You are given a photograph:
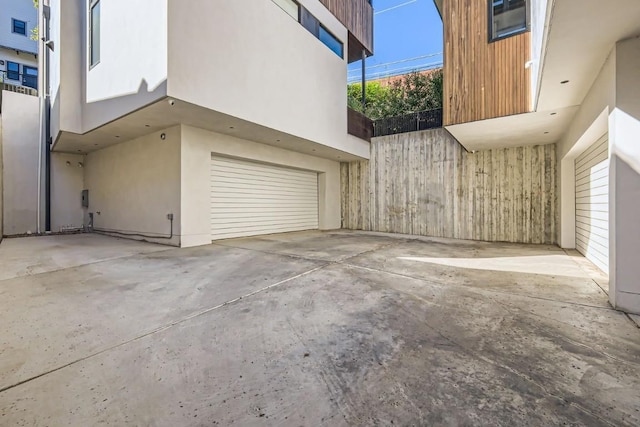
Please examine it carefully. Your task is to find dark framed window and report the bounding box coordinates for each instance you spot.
[7,61,20,80]
[12,19,27,35]
[23,65,38,89]
[489,0,528,41]
[319,25,343,58]
[89,0,101,67]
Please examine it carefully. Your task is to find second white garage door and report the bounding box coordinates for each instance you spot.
[575,134,609,274]
[210,156,319,240]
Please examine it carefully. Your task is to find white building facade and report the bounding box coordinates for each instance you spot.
[0,0,38,90]
[46,0,373,247]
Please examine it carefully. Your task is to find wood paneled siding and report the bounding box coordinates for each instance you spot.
[443,0,531,126]
[320,0,373,57]
[341,129,557,244]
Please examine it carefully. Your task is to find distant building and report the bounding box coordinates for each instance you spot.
[369,68,441,88]
[0,0,38,90]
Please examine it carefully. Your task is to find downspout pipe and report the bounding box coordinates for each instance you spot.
[36,1,44,233]
[44,1,51,232]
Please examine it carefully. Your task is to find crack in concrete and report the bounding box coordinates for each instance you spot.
[0,264,328,395]
[0,249,173,284]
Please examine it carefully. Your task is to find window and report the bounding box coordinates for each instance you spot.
[319,25,343,58]
[273,0,299,20]
[7,62,20,80]
[489,0,528,41]
[23,66,38,89]
[298,7,343,59]
[12,19,27,35]
[89,0,101,67]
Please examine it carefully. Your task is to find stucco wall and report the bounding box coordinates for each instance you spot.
[181,125,342,248]
[1,90,40,235]
[50,0,84,139]
[83,126,181,246]
[609,36,640,314]
[0,0,38,54]
[168,0,351,154]
[51,152,85,231]
[530,0,550,109]
[49,0,168,138]
[83,0,168,132]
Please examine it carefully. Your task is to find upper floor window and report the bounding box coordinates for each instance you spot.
[6,61,20,80]
[319,25,343,58]
[490,0,528,41]
[12,19,27,36]
[89,0,101,67]
[23,65,38,89]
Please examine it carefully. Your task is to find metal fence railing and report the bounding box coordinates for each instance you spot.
[0,70,38,91]
[373,109,443,137]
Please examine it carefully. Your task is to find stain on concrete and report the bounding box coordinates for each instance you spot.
[0,231,639,426]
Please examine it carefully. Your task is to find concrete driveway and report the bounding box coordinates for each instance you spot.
[1,231,639,426]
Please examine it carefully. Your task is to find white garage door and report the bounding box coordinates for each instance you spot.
[210,156,319,240]
[575,134,609,274]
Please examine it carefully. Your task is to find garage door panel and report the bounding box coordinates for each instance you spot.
[575,215,609,231]
[576,194,608,204]
[575,146,608,170]
[211,156,319,240]
[576,209,608,221]
[211,189,319,199]
[575,168,608,187]
[210,172,318,188]
[211,160,317,181]
[575,135,609,274]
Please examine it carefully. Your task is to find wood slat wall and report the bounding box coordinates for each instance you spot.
[319,0,373,56]
[443,0,531,126]
[341,129,557,244]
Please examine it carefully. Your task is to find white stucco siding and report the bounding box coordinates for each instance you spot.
[180,125,341,248]
[83,0,168,132]
[1,91,41,235]
[0,0,38,54]
[51,153,85,232]
[609,36,640,313]
[530,0,550,109]
[49,0,86,138]
[83,127,181,246]
[168,0,350,154]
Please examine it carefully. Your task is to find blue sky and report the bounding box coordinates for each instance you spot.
[347,0,443,83]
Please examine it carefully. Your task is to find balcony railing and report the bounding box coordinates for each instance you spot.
[373,109,443,137]
[347,107,374,142]
[0,70,38,91]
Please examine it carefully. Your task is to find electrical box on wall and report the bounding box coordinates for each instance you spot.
[81,190,89,208]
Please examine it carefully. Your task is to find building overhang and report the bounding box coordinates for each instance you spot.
[446,106,579,152]
[535,0,640,112]
[0,44,38,57]
[51,98,367,162]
